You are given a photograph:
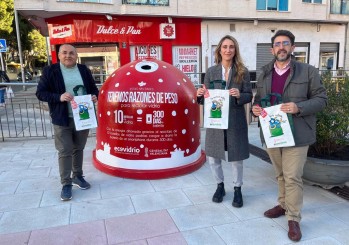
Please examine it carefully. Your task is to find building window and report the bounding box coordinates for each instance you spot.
[122,0,169,6]
[293,47,309,64]
[330,0,349,14]
[320,53,336,70]
[302,0,322,3]
[57,0,112,3]
[256,0,288,11]
[319,43,339,71]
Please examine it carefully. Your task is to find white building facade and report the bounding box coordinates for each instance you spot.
[14,0,349,81]
[202,20,347,78]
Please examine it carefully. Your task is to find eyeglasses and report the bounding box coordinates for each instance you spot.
[273,41,291,47]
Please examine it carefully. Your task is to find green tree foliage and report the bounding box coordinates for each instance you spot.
[309,72,349,158]
[0,0,14,34]
[6,14,34,63]
[27,29,47,69]
[0,0,47,70]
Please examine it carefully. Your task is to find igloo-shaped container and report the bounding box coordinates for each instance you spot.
[93,58,206,179]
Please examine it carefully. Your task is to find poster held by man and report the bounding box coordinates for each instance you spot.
[259,104,295,148]
[71,94,98,131]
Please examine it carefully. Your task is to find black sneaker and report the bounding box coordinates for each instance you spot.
[212,182,225,203]
[232,186,243,208]
[72,176,91,190]
[61,185,72,201]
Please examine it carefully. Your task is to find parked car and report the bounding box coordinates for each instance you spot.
[17,71,33,81]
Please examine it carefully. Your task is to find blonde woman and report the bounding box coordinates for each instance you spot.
[197,35,252,207]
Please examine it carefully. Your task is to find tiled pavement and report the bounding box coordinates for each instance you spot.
[0,123,348,245]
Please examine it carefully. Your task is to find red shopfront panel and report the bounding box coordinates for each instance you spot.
[47,15,201,65]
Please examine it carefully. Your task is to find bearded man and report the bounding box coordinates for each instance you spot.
[252,30,327,242]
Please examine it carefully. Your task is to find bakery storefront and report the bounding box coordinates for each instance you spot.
[47,14,202,84]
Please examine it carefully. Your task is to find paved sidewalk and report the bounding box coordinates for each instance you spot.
[0,123,348,245]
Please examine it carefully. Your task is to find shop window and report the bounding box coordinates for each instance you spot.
[122,0,169,6]
[172,46,201,86]
[256,0,288,11]
[130,45,163,61]
[76,45,120,84]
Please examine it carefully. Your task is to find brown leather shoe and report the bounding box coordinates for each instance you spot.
[264,205,286,218]
[288,220,302,241]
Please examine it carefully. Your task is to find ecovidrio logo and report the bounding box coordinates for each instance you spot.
[114,146,141,154]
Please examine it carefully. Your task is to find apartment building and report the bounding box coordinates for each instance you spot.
[14,0,349,83]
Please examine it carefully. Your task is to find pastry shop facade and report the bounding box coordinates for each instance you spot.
[47,14,202,85]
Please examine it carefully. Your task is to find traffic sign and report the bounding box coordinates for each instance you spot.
[0,39,7,52]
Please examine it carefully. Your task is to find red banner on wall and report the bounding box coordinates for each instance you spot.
[47,15,201,45]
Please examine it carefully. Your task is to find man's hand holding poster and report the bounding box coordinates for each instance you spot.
[259,104,295,148]
[71,94,98,131]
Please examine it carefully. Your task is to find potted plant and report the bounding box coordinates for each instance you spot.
[303,70,349,189]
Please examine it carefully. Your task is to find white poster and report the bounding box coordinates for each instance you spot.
[259,104,295,148]
[203,89,230,129]
[172,46,200,86]
[130,45,162,61]
[71,95,98,131]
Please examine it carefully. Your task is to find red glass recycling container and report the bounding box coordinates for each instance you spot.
[93,58,206,179]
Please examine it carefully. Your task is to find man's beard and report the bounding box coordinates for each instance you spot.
[275,50,291,62]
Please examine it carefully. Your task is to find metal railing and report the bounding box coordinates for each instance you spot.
[0,84,97,141]
[0,97,53,141]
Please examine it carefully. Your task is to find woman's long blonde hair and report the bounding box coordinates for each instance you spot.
[214,35,246,83]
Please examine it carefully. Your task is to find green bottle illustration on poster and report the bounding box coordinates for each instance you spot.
[79,103,90,120]
[210,99,223,118]
[269,116,284,137]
